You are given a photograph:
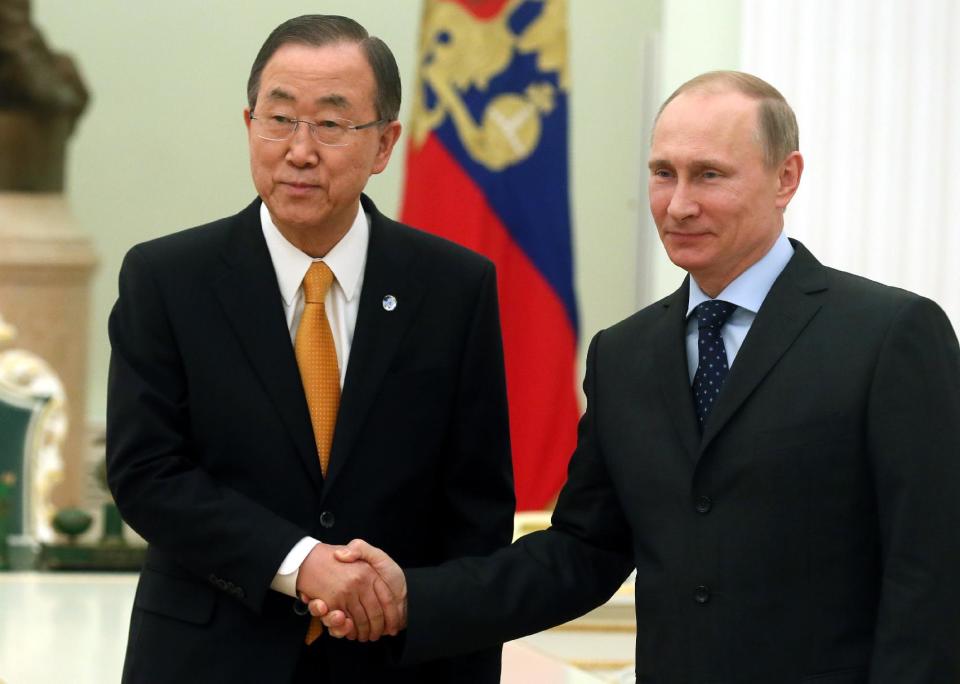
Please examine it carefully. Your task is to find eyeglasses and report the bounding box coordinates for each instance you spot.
[249,113,385,147]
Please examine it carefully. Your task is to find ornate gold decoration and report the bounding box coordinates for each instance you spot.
[0,319,66,543]
[0,313,14,345]
[411,0,568,171]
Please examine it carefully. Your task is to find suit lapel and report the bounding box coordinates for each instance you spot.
[212,199,324,493]
[699,241,828,455]
[654,278,702,463]
[321,196,426,496]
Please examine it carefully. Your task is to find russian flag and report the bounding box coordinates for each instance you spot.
[401,0,579,510]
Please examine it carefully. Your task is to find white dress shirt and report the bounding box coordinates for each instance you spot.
[685,231,794,382]
[259,201,369,597]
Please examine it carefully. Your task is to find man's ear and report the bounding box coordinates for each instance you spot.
[372,120,403,175]
[775,151,803,210]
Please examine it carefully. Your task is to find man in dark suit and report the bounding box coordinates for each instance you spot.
[105,15,514,684]
[311,71,960,683]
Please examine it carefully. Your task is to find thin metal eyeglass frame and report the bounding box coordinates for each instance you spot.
[249,114,385,147]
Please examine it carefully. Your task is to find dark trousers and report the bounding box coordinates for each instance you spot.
[292,641,331,684]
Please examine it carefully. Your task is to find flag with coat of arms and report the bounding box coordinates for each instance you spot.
[401,0,579,510]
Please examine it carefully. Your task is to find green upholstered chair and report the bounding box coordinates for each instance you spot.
[0,381,49,541]
[0,315,67,565]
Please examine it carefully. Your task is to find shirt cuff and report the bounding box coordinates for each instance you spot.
[270,536,320,598]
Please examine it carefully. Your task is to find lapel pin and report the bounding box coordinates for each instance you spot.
[382,294,397,312]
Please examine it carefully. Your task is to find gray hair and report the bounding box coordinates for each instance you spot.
[246,15,401,122]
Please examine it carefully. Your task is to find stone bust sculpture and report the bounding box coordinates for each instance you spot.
[0,0,88,192]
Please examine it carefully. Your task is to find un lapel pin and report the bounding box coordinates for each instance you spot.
[382,295,397,312]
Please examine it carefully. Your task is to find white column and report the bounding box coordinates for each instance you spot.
[741,0,960,330]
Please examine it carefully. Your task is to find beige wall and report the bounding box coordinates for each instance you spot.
[31,0,741,421]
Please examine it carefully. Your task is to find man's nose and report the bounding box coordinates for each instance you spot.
[285,123,320,166]
[666,181,700,222]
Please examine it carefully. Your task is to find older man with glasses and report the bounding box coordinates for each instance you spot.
[106,14,514,684]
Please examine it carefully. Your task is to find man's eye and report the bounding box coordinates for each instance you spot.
[703,170,720,179]
[318,120,341,129]
[271,115,294,124]
[653,169,673,178]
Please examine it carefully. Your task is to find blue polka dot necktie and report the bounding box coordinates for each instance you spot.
[692,300,738,429]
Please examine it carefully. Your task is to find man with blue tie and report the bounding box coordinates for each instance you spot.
[312,70,960,683]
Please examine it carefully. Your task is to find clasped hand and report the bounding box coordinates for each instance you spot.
[296,539,406,642]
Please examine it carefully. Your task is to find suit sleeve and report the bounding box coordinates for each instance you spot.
[422,261,515,681]
[106,247,305,613]
[400,330,635,664]
[436,261,515,558]
[867,296,960,682]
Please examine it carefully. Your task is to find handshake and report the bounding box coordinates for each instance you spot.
[295,539,407,642]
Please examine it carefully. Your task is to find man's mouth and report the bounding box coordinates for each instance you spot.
[666,229,711,239]
[280,181,321,196]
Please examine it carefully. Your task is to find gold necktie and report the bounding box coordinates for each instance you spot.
[296,262,339,646]
[295,261,340,477]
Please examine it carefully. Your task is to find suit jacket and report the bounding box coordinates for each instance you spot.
[106,195,515,684]
[401,241,960,684]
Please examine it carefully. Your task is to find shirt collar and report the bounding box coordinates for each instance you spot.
[260,201,369,306]
[687,230,795,316]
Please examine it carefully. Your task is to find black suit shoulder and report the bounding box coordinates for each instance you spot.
[591,287,682,359]
[128,197,496,284]
[819,263,931,315]
[370,210,495,280]
[797,255,953,344]
[611,289,678,331]
[601,245,945,340]
[134,212,237,255]
[125,203,252,274]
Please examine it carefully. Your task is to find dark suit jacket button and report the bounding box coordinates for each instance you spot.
[695,496,712,514]
[207,573,218,585]
[216,579,228,591]
[320,511,336,529]
[694,585,711,604]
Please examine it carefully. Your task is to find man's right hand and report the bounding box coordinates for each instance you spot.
[295,541,403,642]
[305,539,407,641]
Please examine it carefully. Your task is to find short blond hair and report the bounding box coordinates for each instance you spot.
[656,71,799,168]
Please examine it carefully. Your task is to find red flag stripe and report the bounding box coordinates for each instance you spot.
[402,134,579,509]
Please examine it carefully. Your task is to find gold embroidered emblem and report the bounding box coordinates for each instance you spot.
[410,0,568,171]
